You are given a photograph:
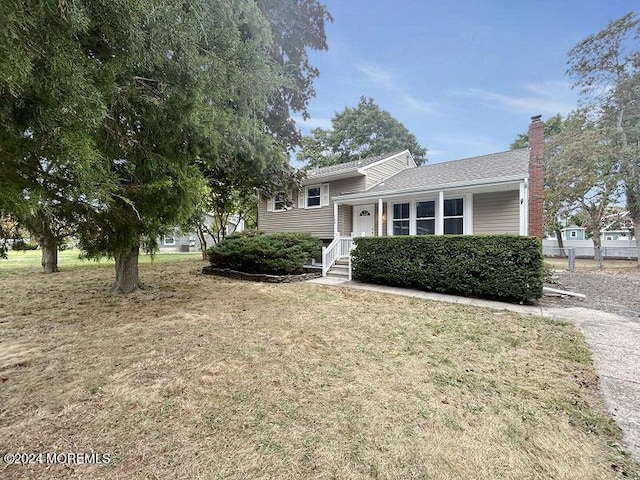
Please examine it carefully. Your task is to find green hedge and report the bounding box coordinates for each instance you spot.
[351,235,544,302]
[207,231,322,275]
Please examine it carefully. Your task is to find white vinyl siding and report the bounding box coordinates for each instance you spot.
[258,177,363,238]
[365,151,414,189]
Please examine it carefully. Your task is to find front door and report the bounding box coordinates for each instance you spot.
[353,204,375,237]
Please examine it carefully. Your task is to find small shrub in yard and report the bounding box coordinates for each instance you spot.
[207,232,322,275]
[352,235,544,302]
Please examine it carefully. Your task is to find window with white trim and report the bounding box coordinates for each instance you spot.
[443,198,463,235]
[163,233,176,246]
[306,185,321,208]
[416,201,435,235]
[570,230,577,238]
[274,192,287,211]
[392,203,410,235]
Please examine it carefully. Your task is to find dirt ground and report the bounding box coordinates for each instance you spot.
[542,266,640,319]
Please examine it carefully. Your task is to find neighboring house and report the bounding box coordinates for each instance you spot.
[258,116,546,276]
[601,229,634,241]
[561,225,586,241]
[158,213,245,252]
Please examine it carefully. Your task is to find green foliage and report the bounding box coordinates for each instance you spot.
[1,0,331,288]
[257,0,332,148]
[11,240,38,251]
[544,111,621,249]
[510,114,565,149]
[298,97,428,167]
[351,236,544,302]
[207,232,322,275]
[567,12,640,261]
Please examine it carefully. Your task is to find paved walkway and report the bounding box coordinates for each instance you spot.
[308,277,640,462]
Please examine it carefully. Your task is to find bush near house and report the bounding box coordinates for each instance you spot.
[352,235,544,302]
[207,232,322,275]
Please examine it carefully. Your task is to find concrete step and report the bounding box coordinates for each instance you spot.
[334,258,350,266]
[327,270,349,279]
[329,264,349,274]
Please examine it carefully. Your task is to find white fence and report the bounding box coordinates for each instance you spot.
[543,239,637,259]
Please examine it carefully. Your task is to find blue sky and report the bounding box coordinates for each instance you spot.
[292,1,634,166]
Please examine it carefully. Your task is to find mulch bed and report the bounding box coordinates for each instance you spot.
[202,266,321,283]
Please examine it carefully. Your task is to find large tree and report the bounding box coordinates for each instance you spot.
[257,0,332,149]
[0,0,115,272]
[298,97,428,167]
[567,11,640,264]
[545,112,622,256]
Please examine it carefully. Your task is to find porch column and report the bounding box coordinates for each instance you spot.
[377,198,383,236]
[436,191,444,235]
[519,180,528,235]
[333,202,339,237]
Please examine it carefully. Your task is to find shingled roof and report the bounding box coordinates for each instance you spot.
[366,148,529,193]
[306,150,408,178]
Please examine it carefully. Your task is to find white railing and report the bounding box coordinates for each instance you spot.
[322,236,354,277]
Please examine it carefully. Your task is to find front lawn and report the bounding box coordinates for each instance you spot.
[0,249,201,276]
[0,259,637,479]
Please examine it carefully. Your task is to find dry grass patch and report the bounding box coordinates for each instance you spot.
[0,259,637,479]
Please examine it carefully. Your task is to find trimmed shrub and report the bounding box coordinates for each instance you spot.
[352,235,544,302]
[207,231,322,275]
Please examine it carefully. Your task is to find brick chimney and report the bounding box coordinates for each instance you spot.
[527,115,544,238]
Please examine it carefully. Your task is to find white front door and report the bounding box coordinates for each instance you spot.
[353,204,375,237]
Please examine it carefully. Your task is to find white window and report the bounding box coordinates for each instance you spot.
[605,235,613,241]
[443,198,463,235]
[416,201,435,235]
[392,203,410,235]
[163,234,176,246]
[570,231,577,238]
[306,185,321,208]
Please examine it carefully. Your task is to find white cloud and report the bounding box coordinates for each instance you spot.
[449,81,576,116]
[292,115,333,132]
[357,62,440,115]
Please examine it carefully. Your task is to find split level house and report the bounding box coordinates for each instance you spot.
[257,116,545,277]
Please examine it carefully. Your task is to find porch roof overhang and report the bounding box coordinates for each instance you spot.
[332,174,527,205]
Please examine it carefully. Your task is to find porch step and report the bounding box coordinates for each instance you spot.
[327,262,349,279]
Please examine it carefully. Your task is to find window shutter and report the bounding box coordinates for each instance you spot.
[298,189,305,209]
[321,184,330,206]
[266,197,274,212]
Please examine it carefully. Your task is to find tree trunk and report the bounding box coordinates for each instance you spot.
[38,234,59,273]
[112,246,140,294]
[196,224,208,261]
[592,228,604,268]
[555,228,565,257]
